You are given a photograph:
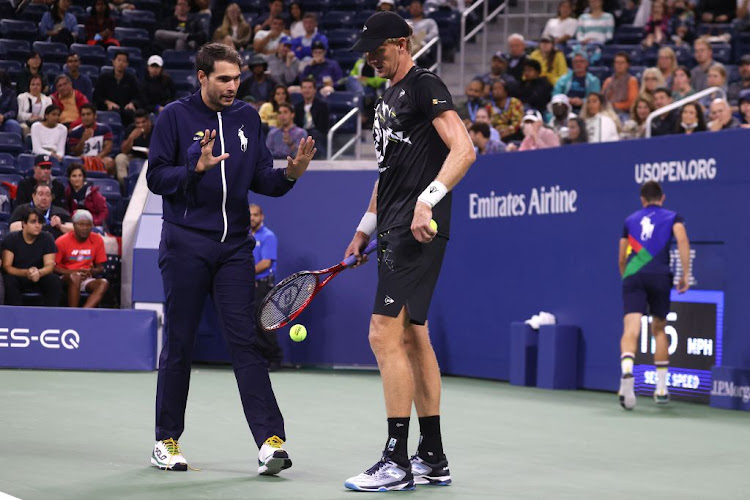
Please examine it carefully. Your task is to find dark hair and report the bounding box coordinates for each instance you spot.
[565,116,588,144]
[66,162,86,179]
[469,122,490,139]
[112,50,129,62]
[557,0,571,17]
[81,103,97,114]
[22,207,45,224]
[640,181,663,202]
[67,52,80,60]
[29,74,43,87]
[27,50,41,62]
[195,42,243,76]
[303,12,317,20]
[289,1,303,19]
[675,65,691,78]
[93,0,112,18]
[0,69,9,88]
[272,15,285,23]
[32,182,52,196]
[134,108,149,119]
[300,76,316,88]
[271,84,290,111]
[44,104,61,117]
[523,58,542,74]
[614,51,630,65]
[654,87,672,98]
[278,101,295,113]
[676,102,707,133]
[51,0,67,23]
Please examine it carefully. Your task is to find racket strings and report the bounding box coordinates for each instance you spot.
[259,273,318,329]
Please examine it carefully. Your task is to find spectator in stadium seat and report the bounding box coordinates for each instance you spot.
[727,55,750,107]
[17,75,52,140]
[642,0,669,47]
[2,207,63,307]
[656,47,678,90]
[699,0,735,23]
[300,41,343,90]
[39,0,77,45]
[85,0,120,48]
[542,0,578,44]
[738,91,750,127]
[707,97,740,130]
[289,2,305,38]
[254,15,287,55]
[519,59,553,113]
[259,84,290,129]
[456,78,492,127]
[738,0,750,30]
[547,93,575,138]
[553,51,601,113]
[266,102,307,160]
[576,0,614,44]
[254,0,288,34]
[213,3,252,50]
[489,79,524,142]
[668,0,695,46]
[51,74,89,128]
[581,92,620,142]
[621,97,655,139]
[155,0,209,51]
[506,34,528,82]
[94,51,140,127]
[16,51,49,96]
[507,110,561,151]
[0,71,22,138]
[639,67,666,104]
[63,164,109,228]
[602,52,639,119]
[671,65,695,101]
[649,87,678,136]
[691,37,723,92]
[474,107,502,143]
[290,13,329,62]
[699,64,728,108]
[138,56,176,115]
[55,209,109,308]
[267,36,300,86]
[675,101,707,133]
[477,52,520,98]
[64,53,94,102]
[294,77,329,156]
[562,115,589,144]
[67,104,116,176]
[377,0,396,11]
[10,183,73,240]
[408,0,439,59]
[238,55,278,105]
[115,109,152,187]
[469,122,506,155]
[529,35,568,85]
[31,105,68,162]
[17,155,67,208]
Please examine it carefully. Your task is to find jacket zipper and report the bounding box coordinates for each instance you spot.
[217,111,228,242]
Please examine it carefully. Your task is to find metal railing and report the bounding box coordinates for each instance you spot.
[327,106,362,161]
[502,0,559,42]
[645,86,726,138]
[459,0,507,88]
[412,35,443,75]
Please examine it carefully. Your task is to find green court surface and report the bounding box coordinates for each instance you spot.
[0,367,748,500]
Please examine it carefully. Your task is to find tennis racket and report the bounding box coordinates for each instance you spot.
[257,239,377,331]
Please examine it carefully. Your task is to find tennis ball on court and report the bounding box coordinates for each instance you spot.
[430,219,438,232]
[290,324,307,342]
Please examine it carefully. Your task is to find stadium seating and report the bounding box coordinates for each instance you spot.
[600,44,642,66]
[120,10,157,34]
[113,27,150,50]
[613,25,645,45]
[0,153,16,174]
[428,9,460,52]
[18,3,48,24]
[711,43,732,65]
[327,91,360,133]
[0,19,38,43]
[235,0,265,14]
[0,133,24,155]
[0,38,31,62]
[0,59,22,79]
[329,49,360,74]
[17,153,63,176]
[320,11,353,31]
[132,0,163,16]
[68,5,87,24]
[299,0,331,13]
[0,221,10,239]
[33,41,69,65]
[162,49,196,70]
[351,10,376,26]
[89,178,122,203]
[326,29,359,51]
[70,43,107,66]
[588,65,612,82]
[168,69,199,92]
[629,65,645,81]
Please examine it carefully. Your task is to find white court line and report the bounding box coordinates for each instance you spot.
[0,491,22,500]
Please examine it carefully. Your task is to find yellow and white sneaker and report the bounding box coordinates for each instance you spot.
[151,438,188,471]
[258,435,292,476]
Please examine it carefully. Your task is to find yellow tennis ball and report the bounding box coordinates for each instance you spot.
[430,219,438,232]
[290,324,307,342]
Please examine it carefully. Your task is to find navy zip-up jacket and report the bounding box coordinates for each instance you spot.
[147,90,294,241]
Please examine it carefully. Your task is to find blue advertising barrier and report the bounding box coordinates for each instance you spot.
[710,366,750,411]
[0,306,157,370]
[133,130,750,389]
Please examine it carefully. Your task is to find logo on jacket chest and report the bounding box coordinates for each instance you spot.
[238,125,248,152]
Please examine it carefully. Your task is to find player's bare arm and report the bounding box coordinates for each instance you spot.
[618,238,629,276]
[673,222,690,293]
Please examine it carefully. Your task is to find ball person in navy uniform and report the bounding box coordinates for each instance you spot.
[343,11,476,492]
[146,42,316,473]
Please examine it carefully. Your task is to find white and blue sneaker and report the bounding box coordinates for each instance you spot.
[151,438,189,471]
[344,458,415,492]
[654,388,670,405]
[410,455,452,486]
[619,374,636,410]
[258,435,292,475]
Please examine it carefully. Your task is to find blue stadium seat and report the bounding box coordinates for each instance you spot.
[89,178,121,203]
[113,27,150,49]
[0,19,38,43]
[132,0,163,16]
[601,44,642,66]
[68,5,87,20]
[128,158,145,177]
[78,64,100,80]
[726,64,740,83]
[329,49,360,73]
[588,65,612,82]
[0,60,22,79]
[711,43,732,65]
[320,11,353,31]
[17,153,62,176]
[0,173,23,190]
[428,10,460,52]
[289,92,303,105]
[0,39,31,62]
[33,41,69,65]
[235,0,265,14]
[613,25,645,45]
[628,65,645,81]
[326,91,360,133]
[299,0,330,13]
[107,45,142,62]
[70,43,107,66]
[0,221,10,240]
[162,49,197,70]
[169,69,199,92]
[19,3,48,24]
[42,63,63,84]
[120,10,157,33]
[326,29,359,50]
[330,0,366,9]
[0,152,16,174]
[351,10,376,26]
[0,133,23,155]
[698,23,732,37]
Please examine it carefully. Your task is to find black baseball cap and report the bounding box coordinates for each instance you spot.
[350,11,412,52]
[35,154,52,168]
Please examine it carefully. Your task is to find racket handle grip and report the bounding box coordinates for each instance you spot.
[343,239,377,267]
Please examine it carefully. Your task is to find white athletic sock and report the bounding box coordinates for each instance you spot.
[621,353,634,376]
[655,362,669,394]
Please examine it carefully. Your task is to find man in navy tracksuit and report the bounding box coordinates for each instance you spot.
[146,42,316,474]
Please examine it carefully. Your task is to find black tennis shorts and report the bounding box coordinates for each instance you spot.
[622,273,673,319]
[373,225,447,325]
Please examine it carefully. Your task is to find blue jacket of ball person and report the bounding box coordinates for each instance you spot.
[147,90,294,242]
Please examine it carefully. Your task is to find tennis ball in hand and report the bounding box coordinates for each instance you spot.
[429,219,438,232]
[290,324,307,342]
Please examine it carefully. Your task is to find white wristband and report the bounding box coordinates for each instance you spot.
[417,180,448,208]
[356,211,377,237]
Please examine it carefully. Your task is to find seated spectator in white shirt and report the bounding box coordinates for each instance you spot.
[580,92,621,142]
[17,75,53,140]
[542,0,579,44]
[31,105,67,162]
